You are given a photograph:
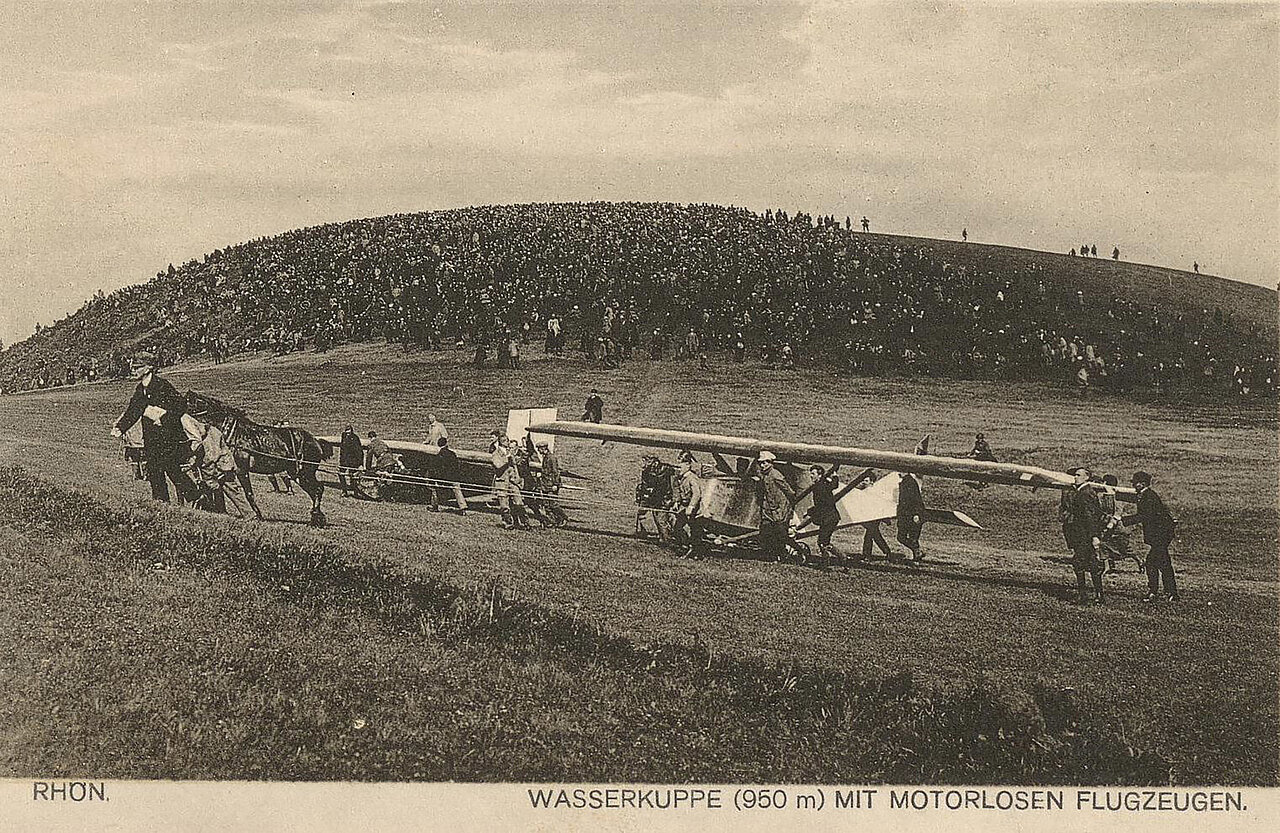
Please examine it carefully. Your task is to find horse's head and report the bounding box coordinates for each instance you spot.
[184,391,246,425]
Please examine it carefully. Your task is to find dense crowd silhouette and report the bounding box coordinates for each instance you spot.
[1,202,1275,398]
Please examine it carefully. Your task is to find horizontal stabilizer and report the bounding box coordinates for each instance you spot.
[923,508,984,529]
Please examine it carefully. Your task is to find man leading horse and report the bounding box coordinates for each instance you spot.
[113,374,327,526]
[110,360,198,503]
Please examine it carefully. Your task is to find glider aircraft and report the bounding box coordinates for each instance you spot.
[316,408,583,503]
[525,420,1138,549]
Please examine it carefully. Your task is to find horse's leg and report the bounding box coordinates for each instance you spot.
[299,462,325,526]
[237,454,265,520]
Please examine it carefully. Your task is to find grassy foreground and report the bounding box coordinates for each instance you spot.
[0,466,1172,783]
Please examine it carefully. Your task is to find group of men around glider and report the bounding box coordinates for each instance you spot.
[111,363,1181,606]
[335,415,568,530]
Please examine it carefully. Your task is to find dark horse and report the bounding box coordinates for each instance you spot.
[184,391,327,526]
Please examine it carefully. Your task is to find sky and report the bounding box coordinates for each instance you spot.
[1,0,1276,347]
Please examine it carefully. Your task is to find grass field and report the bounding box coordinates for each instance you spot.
[1,344,1276,783]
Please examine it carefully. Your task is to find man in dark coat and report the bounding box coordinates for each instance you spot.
[534,440,567,527]
[896,473,925,562]
[1123,471,1178,602]
[581,389,604,423]
[805,465,841,563]
[1061,466,1106,604]
[111,363,196,503]
[635,456,674,539]
[338,424,364,497]
[430,437,468,514]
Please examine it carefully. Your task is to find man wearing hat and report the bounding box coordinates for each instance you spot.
[1060,466,1106,604]
[533,439,568,527]
[110,359,197,503]
[669,457,705,557]
[581,389,604,424]
[1123,471,1178,602]
[754,451,797,563]
[635,455,674,539]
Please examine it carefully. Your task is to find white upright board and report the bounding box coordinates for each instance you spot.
[506,408,559,451]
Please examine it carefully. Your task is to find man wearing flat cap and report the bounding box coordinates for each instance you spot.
[110,358,196,503]
[754,451,797,563]
[1060,465,1106,604]
[669,457,704,557]
[1123,471,1178,602]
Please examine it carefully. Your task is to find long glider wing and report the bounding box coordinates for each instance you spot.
[527,420,1133,496]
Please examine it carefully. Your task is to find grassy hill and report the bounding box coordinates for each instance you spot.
[868,232,1277,337]
[1,202,1275,394]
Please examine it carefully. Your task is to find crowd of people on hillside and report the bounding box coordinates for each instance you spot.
[1,202,1275,398]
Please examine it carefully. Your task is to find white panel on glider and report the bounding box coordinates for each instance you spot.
[507,408,559,451]
[833,472,901,526]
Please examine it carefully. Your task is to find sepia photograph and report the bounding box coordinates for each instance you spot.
[1,0,1277,829]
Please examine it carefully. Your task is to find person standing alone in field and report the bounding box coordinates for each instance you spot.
[1123,471,1178,602]
[581,389,604,423]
